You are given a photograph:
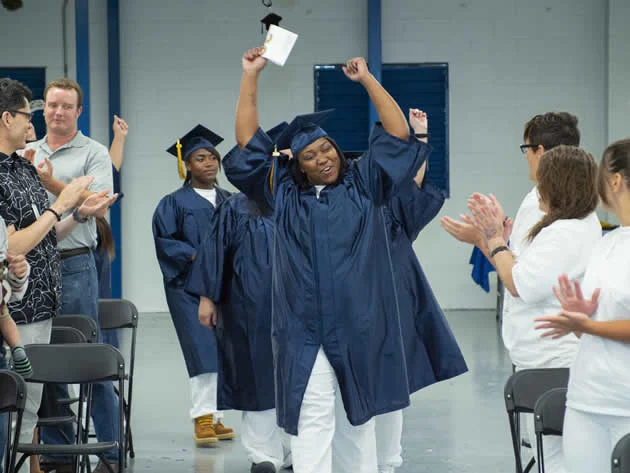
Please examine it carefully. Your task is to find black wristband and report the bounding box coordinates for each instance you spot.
[44,208,61,221]
[414,133,429,139]
[490,245,510,258]
[72,208,89,223]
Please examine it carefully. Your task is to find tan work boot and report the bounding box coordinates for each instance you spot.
[194,414,218,447]
[213,417,236,440]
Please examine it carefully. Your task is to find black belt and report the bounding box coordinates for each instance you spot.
[60,247,90,260]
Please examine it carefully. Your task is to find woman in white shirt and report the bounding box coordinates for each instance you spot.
[535,138,630,473]
[469,145,602,473]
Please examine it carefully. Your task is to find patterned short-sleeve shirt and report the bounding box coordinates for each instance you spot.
[0,152,61,325]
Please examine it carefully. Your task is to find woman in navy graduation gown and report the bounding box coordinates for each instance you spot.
[152,125,235,446]
[225,47,430,473]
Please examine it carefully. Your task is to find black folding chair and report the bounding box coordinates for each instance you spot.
[50,326,87,345]
[98,299,138,462]
[36,327,88,442]
[612,433,630,473]
[0,370,27,473]
[52,316,98,344]
[16,344,125,473]
[533,387,567,473]
[504,368,570,473]
[50,316,98,409]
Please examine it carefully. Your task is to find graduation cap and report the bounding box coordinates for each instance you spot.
[275,109,334,158]
[261,12,282,33]
[166,124,224,180]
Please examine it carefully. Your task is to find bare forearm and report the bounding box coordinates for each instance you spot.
[109,135,125,171]
[43,177,65,197]
[8,211,60,254]
[583,319,630,343]
[488,237,517,296]
[236,73,261,149]
[55,215,80,242]
[362,75,408,140]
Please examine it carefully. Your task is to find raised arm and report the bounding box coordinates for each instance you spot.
[236,47,267,149]
[343,58,408,140]
[110,115,128,172]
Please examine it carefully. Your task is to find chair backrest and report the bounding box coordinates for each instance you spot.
[25,343,125,384]
[612,433,630,473]
[98,299,138,330]
[50,326,87,344]
[504,368,570,413]
[0,370,26,413]
[534,387,567,436]
[52,314,98,343]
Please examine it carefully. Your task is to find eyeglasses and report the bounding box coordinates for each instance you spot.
[7,110,33,122]
[519,144,539,154]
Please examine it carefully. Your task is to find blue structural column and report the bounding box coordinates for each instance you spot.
[108,0,123,298]
[75,0,90,136]
[368,0,382,127]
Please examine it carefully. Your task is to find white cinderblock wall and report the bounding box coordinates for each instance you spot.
[0,0,626,312]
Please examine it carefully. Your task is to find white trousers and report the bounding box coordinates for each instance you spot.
[290,347,377,473]
[375,410,403,473]
[189,372,222,420]
[15,319,53,473]
[562,407,630,473]
[241,409,291,470]
[524,412,565,473]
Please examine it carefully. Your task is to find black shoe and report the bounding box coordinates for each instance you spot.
[92,460,119,473]
[251,461,276,473]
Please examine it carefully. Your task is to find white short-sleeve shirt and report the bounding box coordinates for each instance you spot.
[502,189,601,368]
[567,226,630,416]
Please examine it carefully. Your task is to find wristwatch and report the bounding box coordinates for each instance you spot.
[72,208,89,223]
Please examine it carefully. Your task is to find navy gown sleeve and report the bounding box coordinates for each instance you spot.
[152,195,196,283]
[389,179,446,242]
[355,123,432,205]
[222,129,290,211]
[186,202,240,301]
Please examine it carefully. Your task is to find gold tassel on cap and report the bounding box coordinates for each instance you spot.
[176,139,185,179]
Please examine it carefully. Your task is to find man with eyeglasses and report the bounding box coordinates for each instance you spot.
[0,78,114,473]
[440,111,581,272]
[27,77,121,473]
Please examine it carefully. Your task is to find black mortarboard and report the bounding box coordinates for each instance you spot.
[275,110,334,158]
[261,12,282,33]
[166,124,224,179]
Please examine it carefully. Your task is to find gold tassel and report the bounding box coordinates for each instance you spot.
[176,139,185,180]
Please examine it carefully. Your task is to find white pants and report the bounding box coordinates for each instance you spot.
[189,372,222,420]
[562,407,630,473]
[241,410,291,470]
[375,410,403,473]
[15,319,53,473]
[523,412,565,473]
[291,347,377,473]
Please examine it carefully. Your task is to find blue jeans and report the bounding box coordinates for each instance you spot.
[0,349,7,473]
[40,252,119,463]
[93,248,118,347]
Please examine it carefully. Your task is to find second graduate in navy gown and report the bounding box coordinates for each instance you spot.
[152,125,235,446]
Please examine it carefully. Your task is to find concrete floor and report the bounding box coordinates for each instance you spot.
[126,310,515,473]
